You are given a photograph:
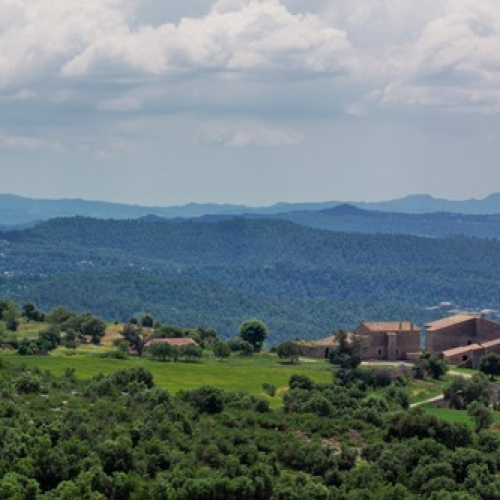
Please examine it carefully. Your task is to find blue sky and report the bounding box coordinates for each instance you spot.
[1,0,500,206]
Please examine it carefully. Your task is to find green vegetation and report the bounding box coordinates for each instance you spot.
[423,407,500,426]
[0,352,332,404]
[3,216,500,341]
[2,353,500,499]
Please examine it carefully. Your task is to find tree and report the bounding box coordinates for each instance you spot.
[479,353,500,380]
[445,374,492,409]
[213,341,231,361]
[239,319,268,352]
[1,301,20,332]
[468,401,493,431]
[276,341,302,364]
[180,344,203,362]
[147,342,175,362]
[414,351,448,380]
[329,330,362,370]
[141,315,154,328]
[22,302,45,322]
[228,337,254,356]
[81,317,107,344]
[120,324,152,357]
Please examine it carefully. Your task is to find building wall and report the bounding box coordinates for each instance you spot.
[299,344,330,359]
[443,347,485,368]
[395,330,421,359]
[478,318,500,341]
[426,318,477,353]
[354,325,420,361]
[426,317,500,355]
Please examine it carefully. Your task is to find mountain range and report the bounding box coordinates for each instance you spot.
[3,193,500,226]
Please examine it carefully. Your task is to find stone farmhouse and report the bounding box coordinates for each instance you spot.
[353,321,421,361]
[295,314,500,367]
[295,321,420,361]
[296,334,339,359]
[426,314,500,368]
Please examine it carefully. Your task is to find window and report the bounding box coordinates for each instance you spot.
[462,355,468,361]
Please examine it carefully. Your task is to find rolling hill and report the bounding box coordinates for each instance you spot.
[1,216,500,342]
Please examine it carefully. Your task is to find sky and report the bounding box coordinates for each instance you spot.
[1,0,500,206]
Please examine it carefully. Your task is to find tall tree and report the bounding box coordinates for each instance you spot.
[329,330,362,370]
[120,324,152,357]
[239,319,268,352]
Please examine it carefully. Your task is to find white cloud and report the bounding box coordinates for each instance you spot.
[1,0,500,150]
[198,120,302,147]
[0,0,349,92]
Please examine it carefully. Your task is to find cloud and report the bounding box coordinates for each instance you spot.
[198,120,303,147]
[363,1,500,112]
[1,0,500,151]
[0,131,61,152]
[0,0,349,92]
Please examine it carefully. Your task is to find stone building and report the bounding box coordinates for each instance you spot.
[352,321,421,361]
[425,314,500,355]
[296,335,338,359]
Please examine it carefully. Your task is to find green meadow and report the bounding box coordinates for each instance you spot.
[422,406,500,426]
[0,352,333,407]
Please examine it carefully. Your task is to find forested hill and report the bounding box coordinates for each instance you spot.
[273,205,500,239]
[1,216,500,341]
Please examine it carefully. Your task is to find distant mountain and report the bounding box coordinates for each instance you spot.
[361,193,500,214]
[2,192,500,226]
[271,204,500,239]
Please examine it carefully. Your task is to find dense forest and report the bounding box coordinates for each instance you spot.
[1,217,499,341]
[1,358,500,499]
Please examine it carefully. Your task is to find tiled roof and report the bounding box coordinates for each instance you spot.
[481,338,500,349]
[442,344,482,357]
[360,322,418,333]
[426,314,478,331]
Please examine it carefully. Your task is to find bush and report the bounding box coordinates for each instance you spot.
[15,373,42,394]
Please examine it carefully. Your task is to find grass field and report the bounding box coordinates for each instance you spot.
[0,352,333,407]
[407,376,454,403]
[422,406,500,426]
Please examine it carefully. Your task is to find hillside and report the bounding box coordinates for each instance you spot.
[1,217,500,341]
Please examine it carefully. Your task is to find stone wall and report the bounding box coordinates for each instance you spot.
[426,316,500,355]
[354,324,420,361]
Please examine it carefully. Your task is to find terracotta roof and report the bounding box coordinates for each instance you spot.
[315,335,339,346]
[145,338,197,347]
[442,344,482,357]
[481,338,500,349]
[426,314,478,332]
[360,322,418,333]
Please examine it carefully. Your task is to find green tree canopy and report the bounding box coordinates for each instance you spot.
[239,319,268,352]
[276,341,302,364]
[329,330,362,370]
[479,353,500,380]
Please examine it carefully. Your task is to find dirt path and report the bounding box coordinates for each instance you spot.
[410,394,445,408]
